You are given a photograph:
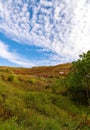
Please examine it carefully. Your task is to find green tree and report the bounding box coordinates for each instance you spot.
[68,51,90,106]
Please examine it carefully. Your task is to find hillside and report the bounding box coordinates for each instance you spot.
[0,63,71,77]
[0,63,90,130]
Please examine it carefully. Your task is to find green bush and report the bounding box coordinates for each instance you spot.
[67,51,90,106]
[51,78,67,95]
[0,118,24,130]
[8,75,15,82]
[27,78,37,84]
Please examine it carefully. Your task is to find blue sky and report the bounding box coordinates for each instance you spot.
[0,0,90,67]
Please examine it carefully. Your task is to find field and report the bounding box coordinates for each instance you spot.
[0,64,90,130]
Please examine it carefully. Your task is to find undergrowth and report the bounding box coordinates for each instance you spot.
[0,67,90,130]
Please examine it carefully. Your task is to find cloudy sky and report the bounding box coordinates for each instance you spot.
[0,0,90,67]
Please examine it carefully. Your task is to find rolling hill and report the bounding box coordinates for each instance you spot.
[0,63,90,130]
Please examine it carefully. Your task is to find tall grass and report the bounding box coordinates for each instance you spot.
[0,68,90,130]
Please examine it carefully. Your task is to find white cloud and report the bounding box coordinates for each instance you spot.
[0,41,35,67]
[0,0,90,64]
[0,41,59,67]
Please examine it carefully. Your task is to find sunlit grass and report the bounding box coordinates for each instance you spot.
[0,65,90,129]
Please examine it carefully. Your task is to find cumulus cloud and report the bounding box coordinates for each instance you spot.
[0,41,35,67]
[0,0,90,64]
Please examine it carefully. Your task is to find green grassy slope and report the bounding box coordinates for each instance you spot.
[0,64,90,130]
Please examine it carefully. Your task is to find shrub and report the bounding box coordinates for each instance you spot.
[67,51,90,106]
[8,75,15,82]
[27,78,37,84]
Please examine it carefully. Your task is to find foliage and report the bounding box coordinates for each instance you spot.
[67,51,90,105]
[27,78,37,84]
[8,75,15,82]
[0,61,90,129]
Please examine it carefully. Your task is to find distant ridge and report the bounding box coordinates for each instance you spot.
[0,63,72,78]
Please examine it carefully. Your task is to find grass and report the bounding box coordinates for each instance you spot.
[0,65,90,130]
